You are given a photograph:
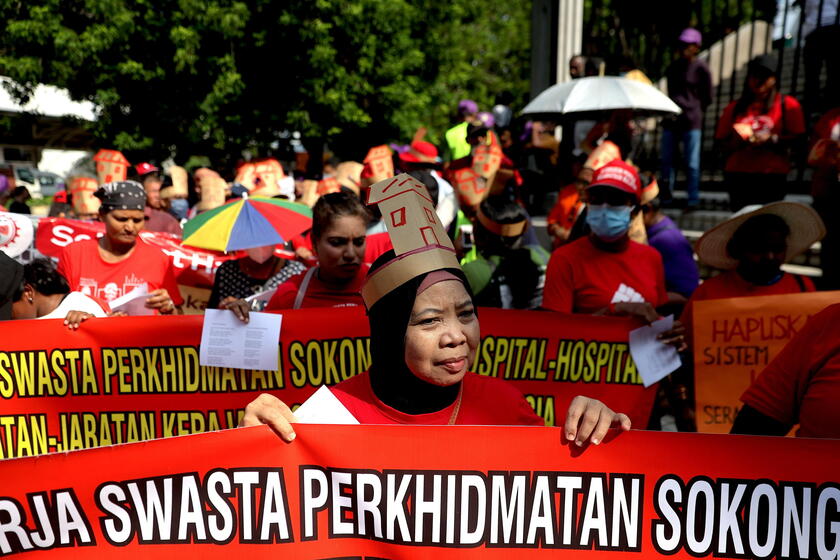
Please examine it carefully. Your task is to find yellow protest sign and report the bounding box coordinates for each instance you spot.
[693,291,840,433]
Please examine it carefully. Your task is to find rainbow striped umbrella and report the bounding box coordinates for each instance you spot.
[182,196,312,252]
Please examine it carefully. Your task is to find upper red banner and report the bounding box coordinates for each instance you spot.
[0,307,654,459]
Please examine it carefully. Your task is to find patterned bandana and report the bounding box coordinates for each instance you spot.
[95,180,146,212]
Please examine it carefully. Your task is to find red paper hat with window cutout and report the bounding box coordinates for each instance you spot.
[93,149,130,185]
[361,173,461,308]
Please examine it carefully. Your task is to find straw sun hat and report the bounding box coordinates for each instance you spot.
[695,201,826,270]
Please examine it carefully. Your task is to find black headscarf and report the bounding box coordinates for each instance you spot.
[95,180,146,212]
[366,250,476,414]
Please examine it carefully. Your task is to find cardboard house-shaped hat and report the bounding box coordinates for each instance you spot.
[363,145,394,183]
[93,149,130,185]
[69,177,101,216]
[161,166,189,199]
[361,173,460,308]
[251,158,285,197]
[194,168,227,211]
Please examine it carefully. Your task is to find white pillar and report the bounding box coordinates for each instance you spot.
[555,0,584,84]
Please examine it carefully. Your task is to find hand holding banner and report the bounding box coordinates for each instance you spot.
[0,424,838,558]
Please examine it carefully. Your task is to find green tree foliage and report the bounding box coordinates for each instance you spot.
[0,0,530,166]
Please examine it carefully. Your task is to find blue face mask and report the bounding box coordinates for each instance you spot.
[586,204,632,241]
[168,198,189,221]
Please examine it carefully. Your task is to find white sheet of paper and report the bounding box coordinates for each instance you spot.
[629,314,682,388]
[199,309,282,371]
[109,283,153,316]
[245,287,277,305]
[294,386,359,425]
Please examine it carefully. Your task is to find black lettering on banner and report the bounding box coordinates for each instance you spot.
[552,340,639,386]
[288,338,369,389]
[94,468,293,546]
[0,489,95,556]
[297,467,643,550]
[100,346,282,395]
[0,350,95,399]
[474,337,552,380]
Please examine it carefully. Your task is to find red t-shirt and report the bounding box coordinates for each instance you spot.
[57,238,184,308]
[715,94,805,174]
[332,371,544,426]
[680,270,814,347]
[542,237,668,314]
[265,265,368,310]
[741,303,840,438]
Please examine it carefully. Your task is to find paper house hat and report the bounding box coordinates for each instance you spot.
[361,173,460,308]
[194,168,227,211]
[448,130,505,207]
[363,145,394,183]
[69,177,101,215]
[161,166,189,199]
[93,149,130,185]
[251,158,285,197]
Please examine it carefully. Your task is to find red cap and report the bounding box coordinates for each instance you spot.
[587,159,641,202]
[135,162,158,176]
[53,190,68,204]
[398,141,439,164]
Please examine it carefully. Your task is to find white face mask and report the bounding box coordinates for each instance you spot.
[245,245,275,264]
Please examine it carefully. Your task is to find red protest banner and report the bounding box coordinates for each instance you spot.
[0,424,837,558]
[0,308,653,459]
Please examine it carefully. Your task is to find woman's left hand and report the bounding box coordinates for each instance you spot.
[63,310,94,330]
[564,395,631,447]
[146,289,176,314]
[658,320,687,352]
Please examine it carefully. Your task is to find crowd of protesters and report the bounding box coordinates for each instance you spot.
[1,19,840,441]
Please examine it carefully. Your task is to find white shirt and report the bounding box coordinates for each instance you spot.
[39,291,108,320]
[431,170,458,231]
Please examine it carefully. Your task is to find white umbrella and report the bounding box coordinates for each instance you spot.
[522,76,681,116]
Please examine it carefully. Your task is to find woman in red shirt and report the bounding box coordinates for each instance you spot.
[265,191,370,310]
[680,201,824,349]
[715,54,806,211]
[241,249,630,443]
[57,181,182,315]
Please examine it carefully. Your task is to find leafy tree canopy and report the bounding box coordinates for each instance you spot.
[0,0,530,167]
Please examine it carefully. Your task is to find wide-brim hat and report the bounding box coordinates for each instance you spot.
[695,201,826,270]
